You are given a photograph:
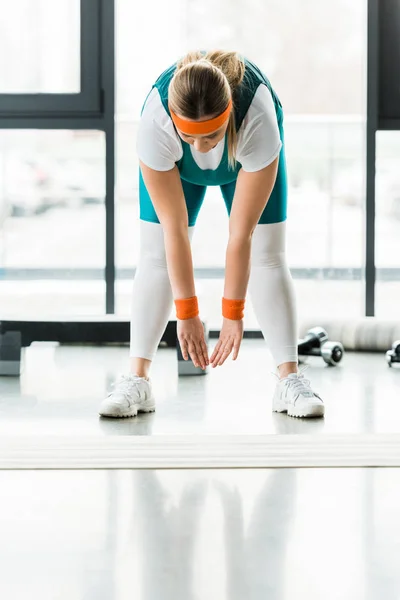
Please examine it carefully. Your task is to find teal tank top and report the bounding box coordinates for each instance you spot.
[144,57,283,187]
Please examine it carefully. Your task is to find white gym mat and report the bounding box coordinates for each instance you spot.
[1,434,400,469]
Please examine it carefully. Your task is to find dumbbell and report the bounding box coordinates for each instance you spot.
[0,330,22,376]
[298,327,344,366]
[177,321,209,376]
[386,341,400,367]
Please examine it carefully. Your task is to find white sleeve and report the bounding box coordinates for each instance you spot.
[136,87,183,171]
[236,84,282,173]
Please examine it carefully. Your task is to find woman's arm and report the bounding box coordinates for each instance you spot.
[224,157,279,299]
[139,161,195,300]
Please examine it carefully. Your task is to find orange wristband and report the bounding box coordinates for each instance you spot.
[174,296,199,320]
[222,297,245,320]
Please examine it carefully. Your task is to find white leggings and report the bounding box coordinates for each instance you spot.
[130,220,298,367]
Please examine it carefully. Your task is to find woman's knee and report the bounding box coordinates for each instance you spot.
[251,221,287,268]
[138,220,167,267]
[138,220,195,267]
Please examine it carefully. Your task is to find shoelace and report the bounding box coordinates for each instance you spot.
[109,375,143,403]
[271,365,317,403]
[286,374,315,399]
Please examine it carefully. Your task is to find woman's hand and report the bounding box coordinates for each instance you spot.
[177,316,209,370]
[210,318,244,367]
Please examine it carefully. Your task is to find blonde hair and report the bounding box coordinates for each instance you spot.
[168,50,245,170]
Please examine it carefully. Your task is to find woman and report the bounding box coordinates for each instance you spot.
[99,50,324,419]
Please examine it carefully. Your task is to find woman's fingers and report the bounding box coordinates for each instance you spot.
[212,335,242,366]
[182,332,239,369]
[187,341,201,368]
[199,339,209,368]
[232,336,242,361]
[219,341,233,366]
[179,336,196,364]
[210,340,221,364]
[180,336,209,369]
[214,339,233,366]
[193,340,206,369]
[179,338,189,361]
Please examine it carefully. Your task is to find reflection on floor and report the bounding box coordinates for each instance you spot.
[0,467,398,600]
[0,339,399,435]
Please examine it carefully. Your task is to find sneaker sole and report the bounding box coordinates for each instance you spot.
[272,396,325,419]
[138,403,156,414]
[99,409,138,418]
[99,399,156,419]
[272,404,288,414]
[287,405,325,418]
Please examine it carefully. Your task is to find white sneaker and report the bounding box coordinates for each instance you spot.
[99,374,156,418]
[272,372,324,418]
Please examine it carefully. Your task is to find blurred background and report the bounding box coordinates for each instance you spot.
[0,0,398,328]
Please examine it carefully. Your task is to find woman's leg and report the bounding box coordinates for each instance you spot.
[129,220,188,376]
[130,171,206,376]
[221,125,297,377]
[250,123,298,377]
[248,221,298,377]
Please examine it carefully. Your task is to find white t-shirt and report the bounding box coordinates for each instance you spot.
[136,84,282,173]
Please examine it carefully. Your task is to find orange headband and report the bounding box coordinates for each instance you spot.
[169,99,232,135]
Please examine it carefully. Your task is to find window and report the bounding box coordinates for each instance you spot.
[0,130,106,317]
[0,0,80,94]
[375,131,400,318]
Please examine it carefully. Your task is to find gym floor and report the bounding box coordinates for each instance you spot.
[1,341,400,599]
[0,466,400,599]
[0,339,399,436]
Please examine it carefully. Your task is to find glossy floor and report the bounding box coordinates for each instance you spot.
[0,467,399,599]
[0,340,400,435]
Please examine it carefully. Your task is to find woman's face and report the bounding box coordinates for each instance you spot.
[176,118,229,153]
